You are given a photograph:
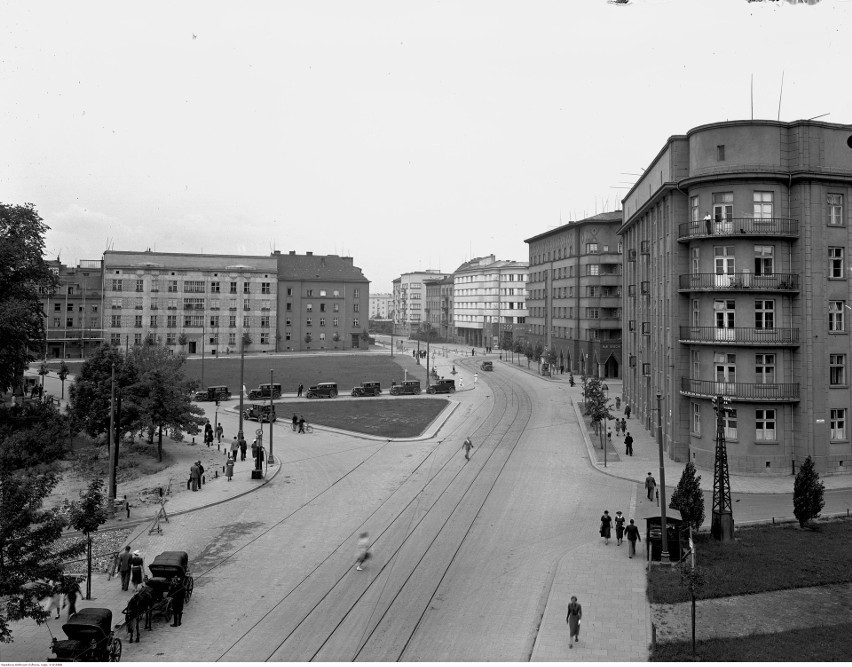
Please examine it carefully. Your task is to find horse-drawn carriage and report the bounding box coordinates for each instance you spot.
[49,608,121,662]
[123,551,194,642]
[148,551,193,603]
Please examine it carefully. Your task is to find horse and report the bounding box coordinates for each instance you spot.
[122,584,154,643]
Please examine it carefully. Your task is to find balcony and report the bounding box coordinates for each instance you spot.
[678,272,799,293]
[680,378,799,402]
[678,217,799,242]
[679,326,800,346]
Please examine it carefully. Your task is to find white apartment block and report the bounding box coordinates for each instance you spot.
[369,292,393,320]
[393,271,451,332]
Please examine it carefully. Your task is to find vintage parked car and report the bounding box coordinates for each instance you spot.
[390,380,421,396]
[193,385,232,402]
[352,381,382,397]
[243,404,277,422]
[427,378,456,394]
[480,361,493,371]
[248,383,282,400]
[306,382,338,398]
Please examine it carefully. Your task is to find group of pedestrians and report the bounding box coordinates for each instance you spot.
[291,414,308,433]
[187,460,205,491]
[599,510,642,557]
[203,420,225,447]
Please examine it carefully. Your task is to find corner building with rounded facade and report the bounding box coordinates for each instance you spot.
[621,119,852,475]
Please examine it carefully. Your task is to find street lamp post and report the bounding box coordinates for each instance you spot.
[656,392,670,561]
[268,368,275,465]
[238,334,246,444]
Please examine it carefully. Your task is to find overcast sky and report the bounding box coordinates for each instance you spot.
[2,0,850,292]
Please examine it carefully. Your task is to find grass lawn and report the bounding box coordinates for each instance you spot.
[651,621,852,662]
[648,520,852,604]
[276,397,449,439]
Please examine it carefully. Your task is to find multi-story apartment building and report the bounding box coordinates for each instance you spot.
[393,271,451,334]
[274,251,369,351]
[369,292,393,320]
[102,251,278,355]
[42,259,104,358]
[424,276,454,341]
[525,213,623,377]
[622,119,852,475]
[453,255,528,349]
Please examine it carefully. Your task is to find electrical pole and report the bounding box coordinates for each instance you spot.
[711,395,735,541]
[268,368,275,464]
[656,392,669,561]
[107,363,116,501]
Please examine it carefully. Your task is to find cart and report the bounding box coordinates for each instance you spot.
[49,608,121,662]
[149,551,193,603]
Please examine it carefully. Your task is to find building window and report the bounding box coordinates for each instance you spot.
[53,317,60,327]
[243,282,250,294]
[111,315,122,327]
[830,354,846,386]
[211,281,220,293]
[831,408,847,440]
[353,303,360,312]
[305,318,312,327]
[319,318,326,327]
[150,315,158,328]
[353,318,359,327]
[134,315,143,328]
[134,333,142,346]
[333,289,340,297]
[167,315,177,328]
[210,315,219,328]
[333,303,339,312]
[110,333,121,346]
[229,315,236,328]
[112,279,123,291]
[353,289,360,298]
[724,409,738,440]
[319,289,327,297]
[230,281,238,294]
[829,301,845,332]
[319,332,326,342]
[829,247,844,279]
[166,333,176,345]
[286,302,292,312]
[166,280,178,293]
[333,317,339,327]
[587,265,600,276]
[692,299,700,328]
[755,409,776,441]
[586,243,599,254]
[184,280,204,293]
[261,282,271,294]
[285,332,291,341]
[66,317,74,327]
[229,332,236,345]
[753,245,774,275]
[135,279,144,292]
[692,402,701,435]
[260,316,270,328]
[286,288,293,296]
[690,196,700,223]
[716,145,725,161]
[260,332,270,345]
[243,316,250,328]
[753,192,773,220]
[285,318,292,326]
[306,289,313,297]
[713,192,733,224]
[184,315,203,327]
[243,298,251,310]
[755,353,775,384]
[319,303,326,312]
[306,303,313,312]
[754,300,775,330]
[828,193,844,226]
[587,308,599,319]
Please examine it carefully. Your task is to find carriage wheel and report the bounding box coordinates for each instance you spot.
[164,600,173,622]
[109,637,122,662]
[185,577,194,602]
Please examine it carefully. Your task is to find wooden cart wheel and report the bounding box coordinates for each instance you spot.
[185,576,194,602]
[164,599,173,622]
[109,637,122,662]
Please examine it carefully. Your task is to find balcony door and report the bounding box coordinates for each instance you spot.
[715,353,737,395]
[713,192,734,233]
[714,246,736,287]
[714,299,735,341]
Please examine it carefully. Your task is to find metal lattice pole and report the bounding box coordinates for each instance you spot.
[711,395,735,541]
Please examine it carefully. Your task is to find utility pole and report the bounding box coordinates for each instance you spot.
[268,368,275,464]
[656,392,669,561]
[711,395,735,541]
[107,363,116,501]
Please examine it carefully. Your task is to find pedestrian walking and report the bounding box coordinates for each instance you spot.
[459,378,464,389]
[225,456,234,481]
[230,436,239,461]
[625,519,641,558]
[239,436,247,461]
[624,432,634,456]
[117,545,132,591]
[566,596,582,648]
[607,430,613,448]
[614,510,626,546]
[645,472,657,501]
[620,417,626,434]
[462,436,473,461]
[204,421,213,447]
[130,550,144,592]
[63,577,82,618]
[292,413,298,431]
[614,420,620,436]
[216,423,224,443]
[624,404,631,419]
[298,415,306,433]
[473,372,479,387]
[189,462,199,491]
[600,510,612,545]
[297,383,303,397]
[196,461,205,489]
[355,532,371,571]
[43,580,62,619]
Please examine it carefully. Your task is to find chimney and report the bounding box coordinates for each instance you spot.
[289,251,296,255]
[306,251,313,256]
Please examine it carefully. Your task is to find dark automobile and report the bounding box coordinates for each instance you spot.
[243,404,277,422]
[480,361,493,371]
[194,385,232,401]
[248,383,282,400]
[352,381,382,397]
[390,380,421,396]
[306,382,338,399]
[427,378,456,394]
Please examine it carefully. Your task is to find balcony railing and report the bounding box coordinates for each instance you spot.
[680,378,799,402]
[678,217,799,241]
[679,326,800,346]
[678,272,799,292]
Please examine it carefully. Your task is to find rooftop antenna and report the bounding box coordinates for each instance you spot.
[808,113,830,121]
[777,70,784,122]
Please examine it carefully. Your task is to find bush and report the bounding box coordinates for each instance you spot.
[670,461,705,531]
[793,455,825,528]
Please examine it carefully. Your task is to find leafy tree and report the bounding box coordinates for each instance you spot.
[360,329,374,346]
[67,478,108,600]
[533,342,544,364]
[584,378,613,441]
[37,361,49,391]
[524,341,534,368]
[512,339,523,365]
[670,461,705,531]
[69,345,140,439]
[57,361,70,400]
[544,347,558,367]
[0,469,85,642]
[177,332,188,348]
[793,455,825,528]
[0,400,71,471]
[0,203,59,396]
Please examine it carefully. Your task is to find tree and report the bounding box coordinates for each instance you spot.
[0,400,71,471]
[67,478,108,600]
[57,361,69,400]
[0,469,85,642]
[584,378,613,441]
[533,342,544,365]
[793,455,825,528]
[0,203,59,396]
[177,332,188,349]
[670,461,705,531]
[513,339,524,365]
[360,329,374,346]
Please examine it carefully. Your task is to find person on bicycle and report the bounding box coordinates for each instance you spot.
[298,415,306,433]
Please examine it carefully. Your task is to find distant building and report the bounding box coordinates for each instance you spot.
[393,271,451,334]
[452,255,528,349]
[102,251,278,355]
[622,119,852,475]
[424,276,454,341]
[525,212,623,377]
[42,259,104,358]
[273,250,369,351]
[369,292,393,320]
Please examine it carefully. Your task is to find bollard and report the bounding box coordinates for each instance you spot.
[214,470,218,478]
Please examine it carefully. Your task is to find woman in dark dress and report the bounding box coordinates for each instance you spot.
[614,510,626,546]
[566,595,582,648]
[600,510,613,545]
[130,550,144,592]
